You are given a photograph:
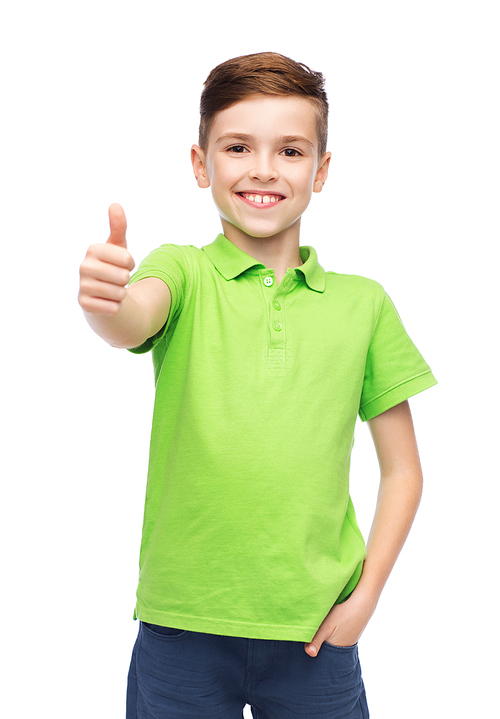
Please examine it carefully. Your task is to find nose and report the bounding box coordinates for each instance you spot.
[249,153,279,183]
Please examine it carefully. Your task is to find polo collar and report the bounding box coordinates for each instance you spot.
[297,245,326,292]
[202,234,326,293]
[202,234,265,279]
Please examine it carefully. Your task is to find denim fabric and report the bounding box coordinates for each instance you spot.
[126,622,369,718]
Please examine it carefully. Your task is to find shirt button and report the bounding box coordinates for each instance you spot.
[273,300,281,310]
[264,276,274,287]
[273,321,282,332]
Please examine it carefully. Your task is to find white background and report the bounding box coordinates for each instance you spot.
[1,1,498,717]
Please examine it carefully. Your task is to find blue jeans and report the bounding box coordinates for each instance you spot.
[126,622,369,718]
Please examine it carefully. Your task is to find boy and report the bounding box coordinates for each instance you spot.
[79,52,436,719]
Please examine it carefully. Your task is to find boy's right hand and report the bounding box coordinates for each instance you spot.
[78,204,136,315]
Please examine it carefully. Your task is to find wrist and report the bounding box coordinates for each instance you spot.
[350,568,382,613]
[84,291,150,349]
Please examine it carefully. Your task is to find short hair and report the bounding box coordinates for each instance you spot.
[199,52,329,159]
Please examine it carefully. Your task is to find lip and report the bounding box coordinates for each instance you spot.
[236,191,286,208]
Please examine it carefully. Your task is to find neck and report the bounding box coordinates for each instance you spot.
[221,222,303,284]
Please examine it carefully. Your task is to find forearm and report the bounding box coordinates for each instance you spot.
[305,402,425,654]
[83,290,152,349]
[355,465,423,607]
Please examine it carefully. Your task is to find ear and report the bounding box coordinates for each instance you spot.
[191,145,210,188]
[313,151,331,193]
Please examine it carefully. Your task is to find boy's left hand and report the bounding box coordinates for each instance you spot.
[304,589,376,657]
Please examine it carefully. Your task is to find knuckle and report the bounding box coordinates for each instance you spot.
[120,249,133,268]
[79,277,90,293]
[107,301,121,315]
[78,294,92,311]
[86,243,101,258]
[120,269,130,285]
[79,262,91,278]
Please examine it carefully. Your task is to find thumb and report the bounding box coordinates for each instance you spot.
[107,203,128,248]
[304,637,323,658]
[304,623,332,657]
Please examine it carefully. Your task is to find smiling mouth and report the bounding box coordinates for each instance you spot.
[237,192,285,206]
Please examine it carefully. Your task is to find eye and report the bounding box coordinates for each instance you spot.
[227,145,248,153]
[280,148,302,157]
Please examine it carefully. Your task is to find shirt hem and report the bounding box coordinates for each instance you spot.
[133,606,319,643]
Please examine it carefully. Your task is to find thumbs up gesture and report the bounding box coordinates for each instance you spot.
[79,204,136,315]
[107,202,128,249]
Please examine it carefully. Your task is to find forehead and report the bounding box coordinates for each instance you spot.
[208,95,319,147]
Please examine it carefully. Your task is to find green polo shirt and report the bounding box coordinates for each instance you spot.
[128,233,436,642]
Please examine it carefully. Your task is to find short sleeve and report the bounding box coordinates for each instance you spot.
[127,244,191,354]
[359,292,437,421]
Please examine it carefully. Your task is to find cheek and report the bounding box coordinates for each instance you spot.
[209,166,236,201]
[208,172,238,220]
[288,163,317,192]
[291,176,316,205]
[211,155,237,181]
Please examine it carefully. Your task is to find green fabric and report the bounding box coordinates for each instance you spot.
[127,234,437,642]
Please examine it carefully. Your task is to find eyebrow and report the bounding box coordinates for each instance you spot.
[214,132,315,148]
[280,135,315,148]
[214,133,255,145]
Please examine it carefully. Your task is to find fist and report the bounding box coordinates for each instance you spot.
[78,204,136,315]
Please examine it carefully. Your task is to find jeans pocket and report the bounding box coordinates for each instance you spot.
[323,641,358,651]
[141,622,188,639]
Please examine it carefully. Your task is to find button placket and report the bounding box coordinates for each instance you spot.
[261,272,295,369]
[268,277,290,348]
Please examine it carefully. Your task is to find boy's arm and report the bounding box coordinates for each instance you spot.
[305,400,423,656]
[79,204,171,349]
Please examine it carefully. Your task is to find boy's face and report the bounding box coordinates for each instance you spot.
[191,95,330,248]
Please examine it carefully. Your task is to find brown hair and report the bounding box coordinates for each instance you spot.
[199,52,329,159]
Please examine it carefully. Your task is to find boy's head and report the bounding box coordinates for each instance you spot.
[192,52,331,247]
[198,52,328,161]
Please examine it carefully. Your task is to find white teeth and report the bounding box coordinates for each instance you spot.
[241,192,282,203]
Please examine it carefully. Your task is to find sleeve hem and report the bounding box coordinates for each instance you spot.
[128,268,177,291]
[359,370,437,421]
[126,270,179,354]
